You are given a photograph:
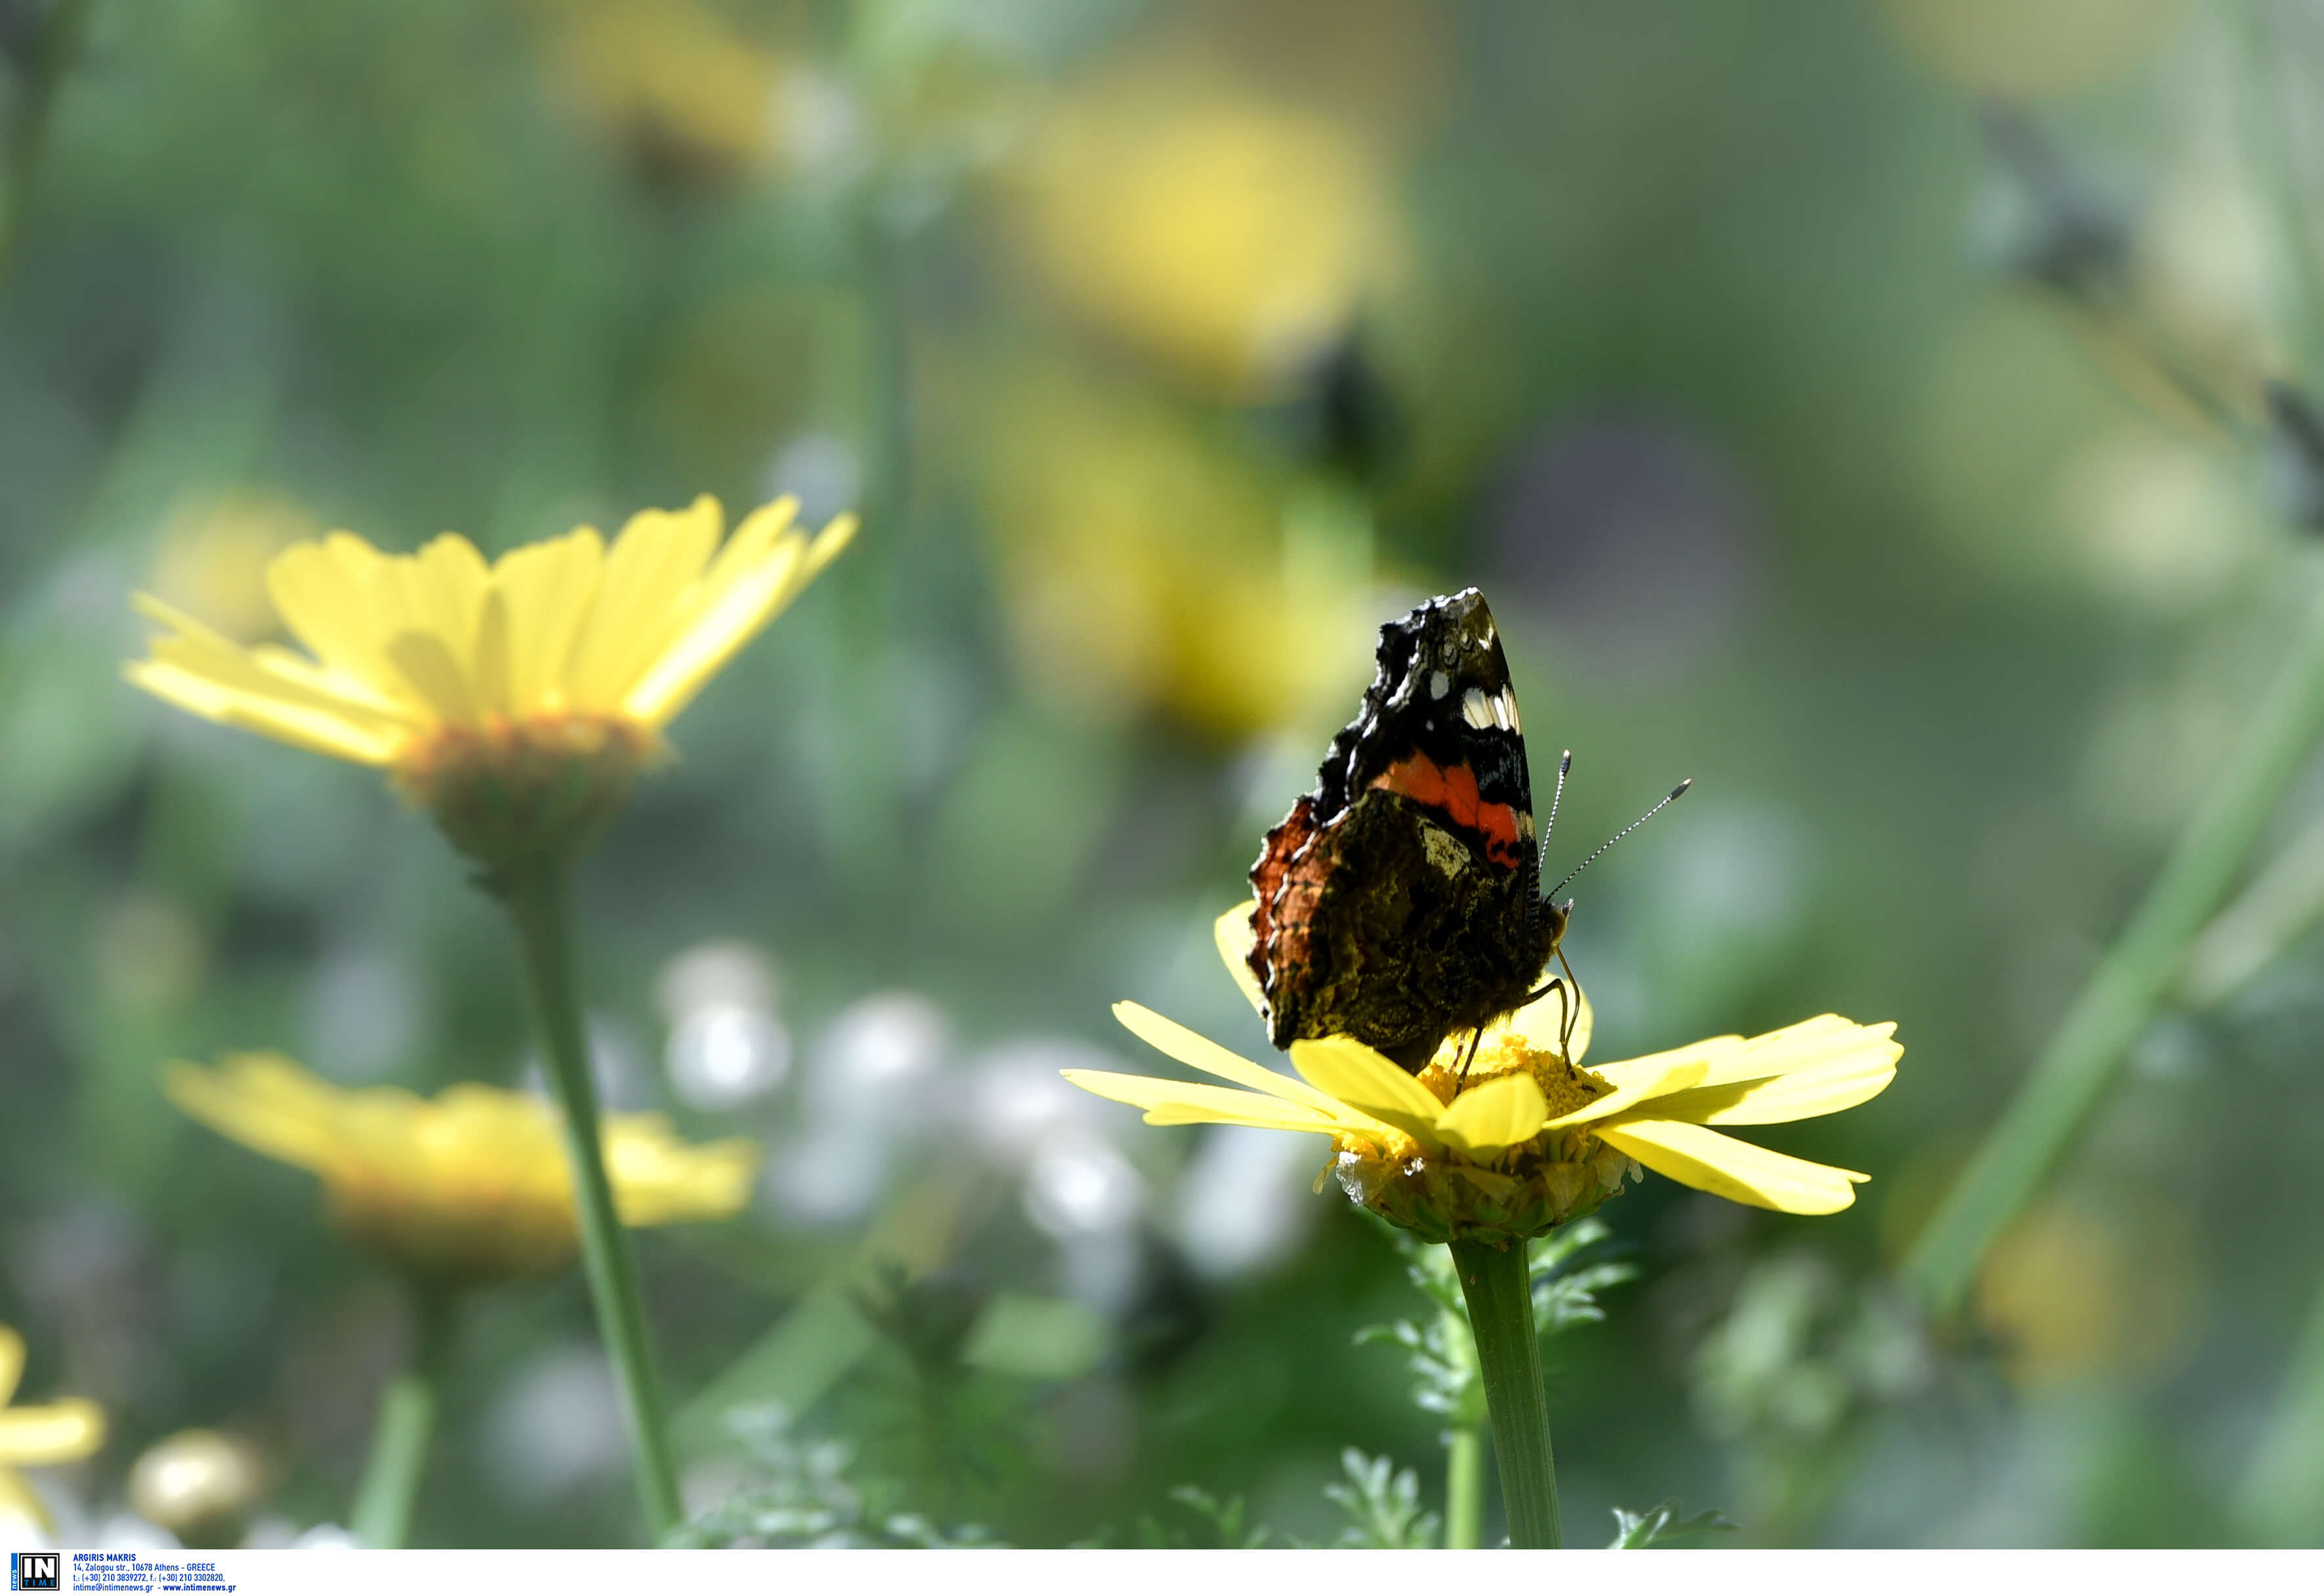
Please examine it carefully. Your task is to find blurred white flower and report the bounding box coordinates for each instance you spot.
[292,1523,358,1549]
[659,942,792,1111]
[479,1345,626,1507]
[668,1006,792,1112]
[1170,1123,1319,1280]
[1023,1132,1145,1240]
[764,1123,893,1229]
[805,991,951,1129]
[657,941,781,1019]
[965,1038,1121,1165]
[95,1515,178,1550]
[763,433,863,529]
[764,991,954,1228]
[245,1514,358,1548]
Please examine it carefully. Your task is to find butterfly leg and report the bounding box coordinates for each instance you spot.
[1554,943,1581,1059]
[1519,975,1563,1008]
[1455,1025,1486,1087]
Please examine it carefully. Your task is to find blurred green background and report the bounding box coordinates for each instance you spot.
[4,0,2321,1549]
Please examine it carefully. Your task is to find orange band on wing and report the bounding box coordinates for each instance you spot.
[1368,754,1528,869]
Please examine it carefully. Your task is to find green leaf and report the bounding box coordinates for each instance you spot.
[1607,1500,1736,1549]
[1324,1449,1442,1549]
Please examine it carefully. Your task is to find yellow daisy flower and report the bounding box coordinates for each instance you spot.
[0,1324,105,1533]
[165,1054,760,1285]
[1065,909,1900,1245]
[125,494,854,865]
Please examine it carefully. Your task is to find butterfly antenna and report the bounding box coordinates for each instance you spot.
[1546,778,1691,901]
[1542,750,1572,849]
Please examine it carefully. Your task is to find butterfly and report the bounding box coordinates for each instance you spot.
[1246,588,1684,1075]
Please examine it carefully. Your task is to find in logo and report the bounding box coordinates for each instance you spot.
[10,1553,58,1592]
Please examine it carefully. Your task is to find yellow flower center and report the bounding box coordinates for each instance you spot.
[1332,1034,1629,1247]
[1416,1034,1612,1119]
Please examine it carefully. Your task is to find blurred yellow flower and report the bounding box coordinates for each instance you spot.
[1974,1198,2194,1388]
[165,1054,759,1284]
[1002,51,1404,398]
[0,1325,105,1533]
[522,0,792,181]
[125,495,853,862]
[1065,909,1898,1245]
[977,362,1377,742]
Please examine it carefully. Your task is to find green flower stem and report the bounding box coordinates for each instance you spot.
[499,861,683,1540]
[1906,584,2324,1315]
[2179,805,2324,1008]
[349,1290,455,1549]
[1443,1421,1485,1550]
[2234,1269,2324,1544]
[1450,1237,1559,1548]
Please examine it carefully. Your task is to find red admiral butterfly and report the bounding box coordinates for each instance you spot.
[1247,588,1682,1075]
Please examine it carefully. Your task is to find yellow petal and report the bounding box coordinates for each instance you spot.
[604,1117,760,1225]
[132,594,410,731]
[1595,1118,1867,1215]
[622,532,806,726]
[1289,1038,1446,1149]
[396,534,491,674]
[696,495,799,590]
[1111,1001,1347,1116]
[1688,1015,1883,1084]
[1213,905,1267,1016]
[245,641,405,715]
[132,592,386,714]
[1061,1069,1339,1132]
[0,1399,104,1465]
[265,535,406,699]
[470,589,514,718]
[164,1057,344,1176]
[628,509,853,726]
[567,497,724,708]
[1594,1015,1894,1099]
[125,660,404,765]
[1587,1033,1743,1094]
[384,631,480,727]
[0,1327,20,1408]
[493,529,605,714]
[799,509,858,581]
[1436,1072,1550,1161]
[1540,1055,1711,1130]
[1646,1026,1900,1126]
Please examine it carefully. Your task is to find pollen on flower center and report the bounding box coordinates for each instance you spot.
[1534,1059,1612,1120]
[392,710,665,870]
[1417,1033,1611,1119]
